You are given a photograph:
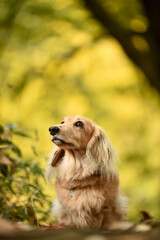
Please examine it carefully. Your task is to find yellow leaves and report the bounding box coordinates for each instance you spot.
[20,79,44,108]
[130,18,148,33]
[71,32,92,47]
[109,95,145,121]
[132,35,150,52]
[62,95,88,116]
[66,38,138,91]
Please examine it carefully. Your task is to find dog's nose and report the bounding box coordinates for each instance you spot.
[49,126,60,135]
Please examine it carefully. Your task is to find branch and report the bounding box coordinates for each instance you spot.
[142,0,160,47]
[82,0,160,92]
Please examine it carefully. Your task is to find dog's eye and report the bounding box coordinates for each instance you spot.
[74,121,83,128]
[61,121,64,124]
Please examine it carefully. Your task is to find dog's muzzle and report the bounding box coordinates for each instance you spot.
[49,126,60,136]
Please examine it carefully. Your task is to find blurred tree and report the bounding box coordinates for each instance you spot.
[0,0,160,92]
[83,0,160,92]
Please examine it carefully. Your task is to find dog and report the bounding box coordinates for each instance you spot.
[46,116,129,230]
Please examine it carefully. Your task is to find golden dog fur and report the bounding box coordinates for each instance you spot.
[46,116,128,230]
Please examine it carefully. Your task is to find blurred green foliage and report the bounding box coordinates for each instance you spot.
[0,0,160,224]
[0,124,52,225]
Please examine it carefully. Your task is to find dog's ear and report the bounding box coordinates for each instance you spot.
[51,148,65,167]
[86,127,99,153]
[86,126,117,173]
[46,147,65,181]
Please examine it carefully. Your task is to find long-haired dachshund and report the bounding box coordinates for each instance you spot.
[46,116,129,230]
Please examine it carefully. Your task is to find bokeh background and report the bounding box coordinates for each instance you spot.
[0,0,160,225]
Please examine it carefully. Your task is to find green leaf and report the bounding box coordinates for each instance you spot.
[13,131,32,138]
[31,146,38,156]
[11,147,22,157]
[0,125,4,134]
[7,180,15,194]
[17,162,28,168]
[0,139,13,145]
[34,129,39,141]
[0,165,8,176]
[32,164,44,176]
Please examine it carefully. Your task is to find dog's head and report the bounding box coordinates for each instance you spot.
[49,116,95,150]
[48,116,117,171]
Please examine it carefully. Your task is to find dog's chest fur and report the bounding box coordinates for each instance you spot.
[55,174,119,214]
